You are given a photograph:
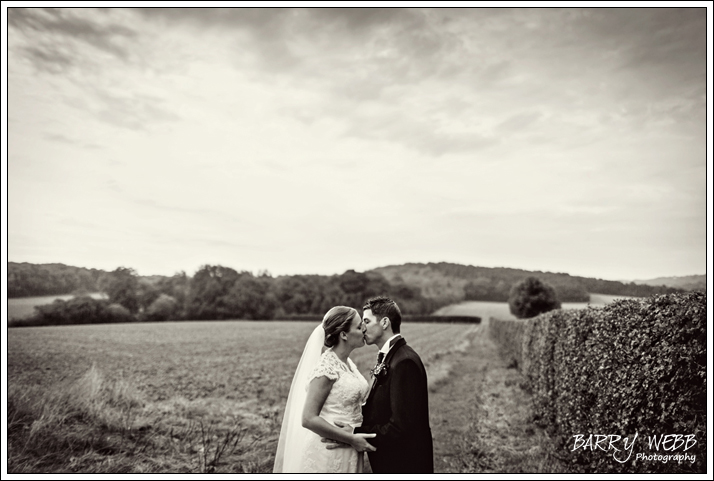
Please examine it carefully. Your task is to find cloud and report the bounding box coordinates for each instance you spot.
[570,8,706,114]
[7,7,706,280]
[125,195,258,229]
[342,112,497,156]
[8,8,137,65]
[133,7,304,73]
[134,8,458,89]
[133,7,416,39]
[583,8,706,68]
[495,112,543,134]
[131,197,213,216]
[18,44,76,74]
[105,179,122,193]
[132,7,291,31]
[88,89,180,131]
[43,132,78,144]
[310,8,416,31]
[60,217,102,230]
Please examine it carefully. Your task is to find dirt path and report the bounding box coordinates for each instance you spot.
[428,319,560,473]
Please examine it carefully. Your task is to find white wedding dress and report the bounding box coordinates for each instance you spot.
[274,325,370,473]
[300,348,370,473]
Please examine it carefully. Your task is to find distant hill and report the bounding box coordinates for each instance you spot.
[367,262,685,303]
[631,274,706,292]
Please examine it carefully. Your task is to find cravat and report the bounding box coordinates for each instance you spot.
[376,352,385,365]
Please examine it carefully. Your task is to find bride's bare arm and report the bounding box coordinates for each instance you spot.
[302,376,376,453]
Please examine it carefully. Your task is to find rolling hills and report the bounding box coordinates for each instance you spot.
[367,262,689,303]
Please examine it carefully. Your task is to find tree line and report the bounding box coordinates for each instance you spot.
[9,261,685,303]
[8,261,687,327]
[7,262,104,297]
[12,265,444,326]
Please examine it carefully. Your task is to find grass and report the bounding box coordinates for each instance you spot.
[7,320,476,473]
[8,364,150,473]
[429,319,568,473]
[7,368,257,473]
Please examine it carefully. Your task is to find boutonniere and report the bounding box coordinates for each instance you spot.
[370,361,388,378]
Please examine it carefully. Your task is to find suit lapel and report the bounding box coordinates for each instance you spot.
[383,337,405,366]
[365,337,406,401]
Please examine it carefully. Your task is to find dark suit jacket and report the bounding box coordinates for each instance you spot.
[355,337,434,473]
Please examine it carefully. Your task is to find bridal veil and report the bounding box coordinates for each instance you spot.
[273,322,325,473]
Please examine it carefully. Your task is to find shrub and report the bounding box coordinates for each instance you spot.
[106,303,135,323]
[9,296,137,327]
[508,276,561,319]
[143,294,179,322]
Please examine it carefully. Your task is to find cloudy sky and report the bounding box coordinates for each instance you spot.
[4,6,710,281]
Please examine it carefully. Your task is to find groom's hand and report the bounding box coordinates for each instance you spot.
[321,421,353,450]
[321,438,348,450]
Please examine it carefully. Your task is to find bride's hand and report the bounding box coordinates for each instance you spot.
[350,433,377,453]
[321,421,352,449]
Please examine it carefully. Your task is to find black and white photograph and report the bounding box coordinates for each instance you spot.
[3,4,711,476]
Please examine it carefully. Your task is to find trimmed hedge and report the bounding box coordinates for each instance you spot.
[404,315,481,324]
[281,314,482,324]
[280,314,324,321]
[489,315,525,368]
[489,292,706,473]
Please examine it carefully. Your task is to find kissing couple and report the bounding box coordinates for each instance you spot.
[273,296,434,473]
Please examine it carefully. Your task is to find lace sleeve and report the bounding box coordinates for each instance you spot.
[307,350,341,385]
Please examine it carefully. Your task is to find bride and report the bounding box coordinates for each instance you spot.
[273,306,376,473]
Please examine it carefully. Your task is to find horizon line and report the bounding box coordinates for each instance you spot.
[6,259,706,284]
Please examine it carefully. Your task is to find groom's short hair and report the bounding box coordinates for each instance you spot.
[363,296,402,334]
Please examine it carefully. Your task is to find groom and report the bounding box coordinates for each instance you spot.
[328,296,434,473]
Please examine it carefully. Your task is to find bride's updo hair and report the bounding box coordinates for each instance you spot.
[322,306,358,348]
